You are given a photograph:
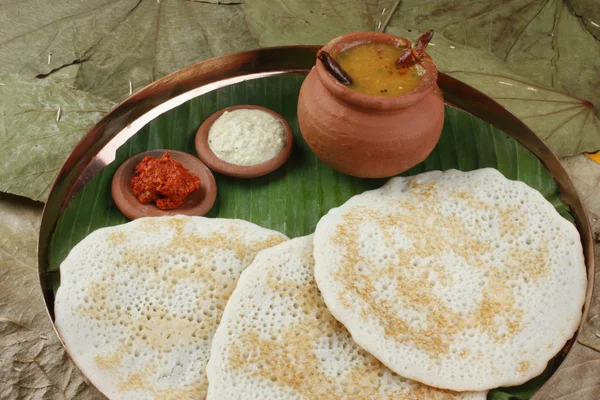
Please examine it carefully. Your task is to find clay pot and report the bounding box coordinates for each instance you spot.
[297,32,444,178]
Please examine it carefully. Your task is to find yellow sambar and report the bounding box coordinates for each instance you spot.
[336,43,423,97]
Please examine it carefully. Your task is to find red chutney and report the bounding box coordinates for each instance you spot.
[131,152,201,210]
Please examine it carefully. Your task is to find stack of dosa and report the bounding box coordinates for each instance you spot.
[56,168,586,398]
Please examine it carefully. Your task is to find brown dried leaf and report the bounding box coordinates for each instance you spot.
[561,155,600,352]
[0,193,104,400]
[533,155,600,399]
[533,343,600,399]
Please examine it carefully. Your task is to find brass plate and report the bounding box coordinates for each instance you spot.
[38,46,595,398]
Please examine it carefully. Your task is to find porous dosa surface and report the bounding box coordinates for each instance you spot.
[206,235,486,399]
[313,169,587,391]
[55,216,287,400]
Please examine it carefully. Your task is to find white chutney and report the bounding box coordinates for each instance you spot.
[208,109,286,166]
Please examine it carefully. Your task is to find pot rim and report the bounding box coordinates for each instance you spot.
[316,31,438,111]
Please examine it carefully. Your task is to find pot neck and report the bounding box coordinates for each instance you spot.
[316,33,438,111]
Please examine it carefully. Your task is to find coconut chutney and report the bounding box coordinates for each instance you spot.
[208,109,286,166]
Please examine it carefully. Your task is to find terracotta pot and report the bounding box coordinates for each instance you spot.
[297,32,444,178]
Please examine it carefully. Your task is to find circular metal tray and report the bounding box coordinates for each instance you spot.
[38,46,595,398]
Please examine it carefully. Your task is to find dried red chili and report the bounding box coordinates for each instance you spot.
[318,50,353,85]
[131,152,201,210]
[395,29,434,68]
[395,48,421,68]
[414,30,434,57]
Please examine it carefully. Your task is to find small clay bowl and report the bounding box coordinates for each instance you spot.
[195,105,293,178]
[111,149,217,220]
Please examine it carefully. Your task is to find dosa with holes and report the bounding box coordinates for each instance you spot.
[207,235,487,399]
[313,169,586,391]
[55,216,287,400]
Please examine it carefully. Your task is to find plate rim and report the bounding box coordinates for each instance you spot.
[37,45,595,398]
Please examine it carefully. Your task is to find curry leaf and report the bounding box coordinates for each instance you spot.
[385,0,600,112]
[0,0,140,76]
[244,0,400,46]
[0,73,113,202]
[0,194,103,400]
[73,0,257,101]
[384,27,600,158]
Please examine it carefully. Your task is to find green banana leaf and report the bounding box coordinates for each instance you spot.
[48,74,573,399]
